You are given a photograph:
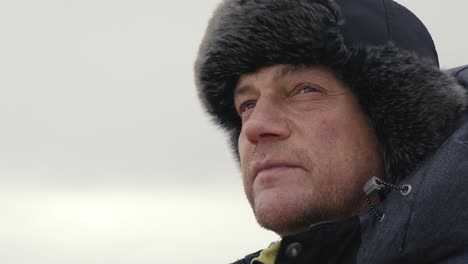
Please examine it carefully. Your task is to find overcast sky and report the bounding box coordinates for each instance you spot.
[0,1,467,263]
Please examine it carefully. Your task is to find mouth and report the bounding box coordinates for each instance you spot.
[253,160,303,179]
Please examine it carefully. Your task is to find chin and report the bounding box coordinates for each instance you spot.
[254,205,312,236]
[252,190,321,236]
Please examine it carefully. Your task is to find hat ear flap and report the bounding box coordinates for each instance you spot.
[340,45,467,182]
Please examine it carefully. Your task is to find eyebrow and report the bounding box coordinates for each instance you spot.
[234,64,309,97]
[233,83,253,97]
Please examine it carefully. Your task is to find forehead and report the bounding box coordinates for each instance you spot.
[234,64,344,95]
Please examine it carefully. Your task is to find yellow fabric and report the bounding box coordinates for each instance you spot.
[251,241,281,264]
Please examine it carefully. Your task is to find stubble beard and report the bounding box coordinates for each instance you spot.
[252,189,328,236]
[242,148,332,236]
[243,162,366,236]
[241,143,368,236]
[249,185,365,236]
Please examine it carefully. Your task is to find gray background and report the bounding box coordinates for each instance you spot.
[0,0,467,263]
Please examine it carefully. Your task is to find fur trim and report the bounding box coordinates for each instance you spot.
[194,0,467,183]
[340,46,467,182]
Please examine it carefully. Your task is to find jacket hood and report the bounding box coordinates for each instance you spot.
[194,0,467,183]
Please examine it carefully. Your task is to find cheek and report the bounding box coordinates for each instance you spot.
[299,116,357,177]
[238,133,249,168]
[317,119,340,140]
[238,133,253,183]
[309,112,382,184]
[301,118,339,154]
[308,111,365,150]
[238,133,256,205]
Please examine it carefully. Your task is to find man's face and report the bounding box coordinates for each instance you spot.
[235,65,383,236]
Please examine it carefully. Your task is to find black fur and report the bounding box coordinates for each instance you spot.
[340,46,466,182]
[194,0,467,183]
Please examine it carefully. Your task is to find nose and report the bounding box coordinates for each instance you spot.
[241,97,290,145]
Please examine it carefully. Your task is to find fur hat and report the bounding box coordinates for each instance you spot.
[194,0,467,183]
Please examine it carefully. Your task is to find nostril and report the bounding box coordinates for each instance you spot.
[259,133,281,138]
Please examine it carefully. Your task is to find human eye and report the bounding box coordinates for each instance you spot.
[295,83,321,94]
[238,100,256,115]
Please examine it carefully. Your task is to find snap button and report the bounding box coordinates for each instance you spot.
[400,184,412,196]
[285,242,303,259]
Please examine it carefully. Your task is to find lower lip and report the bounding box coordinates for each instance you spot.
[255,166,300,186]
